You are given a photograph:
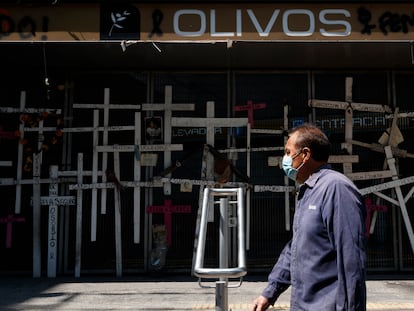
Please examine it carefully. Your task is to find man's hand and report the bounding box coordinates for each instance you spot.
[251,295,271,311]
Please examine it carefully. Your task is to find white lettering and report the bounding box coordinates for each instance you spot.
[211,9,234,37]
[317,116,386,130]
[283,9,315,37]
[319,9,351,37]
[236,9,242,37]
[247,9,280,37]
[173,8,353,38]
[174,9,206,37]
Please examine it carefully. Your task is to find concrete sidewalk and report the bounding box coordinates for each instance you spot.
[0,275,413,310]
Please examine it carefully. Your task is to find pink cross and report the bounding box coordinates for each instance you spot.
[233,100,267,128]
[0,214,26,248]
[365,198,388,238]
[0,126,16,143]
[146,199,191,246]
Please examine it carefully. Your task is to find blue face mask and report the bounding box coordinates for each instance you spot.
[282,151,304,181]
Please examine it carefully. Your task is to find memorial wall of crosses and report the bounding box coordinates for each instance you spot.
[1,77,414,277]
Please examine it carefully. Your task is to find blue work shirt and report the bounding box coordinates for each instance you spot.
[262,165,366,311]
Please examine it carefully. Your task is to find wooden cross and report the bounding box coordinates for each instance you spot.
[172,101,248,268]
[349,108,414,234]
[0,214,25,248]
[70,144,163,277]
[172,101,248,185]
[360,146,414,253]
[0,91,61,214]
[22,153,97,278]
[146,199,191,246]
[24,110,137,243]
[309,77,392,174]
[73,88,141,217]
[0,161,13,168]
[172,101,248,215]
[233,100,266,128]
[95,126,183,246]
[142,85,195,195]
[364,198,388,238]
[74,91,141,241]
[32,165,77,278]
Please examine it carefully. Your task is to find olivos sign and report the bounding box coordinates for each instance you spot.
[1,4,414,41]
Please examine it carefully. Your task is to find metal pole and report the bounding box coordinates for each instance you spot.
[219,198,229,273]
[216,281,228,311]
[218,198,229,310]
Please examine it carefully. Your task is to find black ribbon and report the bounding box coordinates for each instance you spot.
[149,9,163,38]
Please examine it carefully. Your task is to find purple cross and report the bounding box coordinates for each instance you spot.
[146,199,191,246]
[234,100,267,128]
[0,214,26,248]
[365,198,388,238]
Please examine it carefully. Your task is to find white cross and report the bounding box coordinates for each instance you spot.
[73,88,141,217]
[172,101,248,183]
[23,111,141,242]
[25,154,98,278]
[309,77,392,174]
[360,146,414,253]
[141,85,195,195]
[171,101,248,269]
[94,128,183,244]
[351,108,414,236]
[0,91,61,214]
[38,166,76,278]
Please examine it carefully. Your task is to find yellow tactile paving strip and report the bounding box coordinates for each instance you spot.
[192,302,414,310]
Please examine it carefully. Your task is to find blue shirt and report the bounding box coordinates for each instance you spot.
[262,165,366,311]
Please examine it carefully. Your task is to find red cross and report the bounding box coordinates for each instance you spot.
[0,126,16,143]
[0,214,26,248]
[233,100,267,128]
[146,199,191,246]
[365,198,388,238]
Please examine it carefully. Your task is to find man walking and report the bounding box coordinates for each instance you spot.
[252,123,366,311]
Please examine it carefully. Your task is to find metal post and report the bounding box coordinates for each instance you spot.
[215,281,228,311]
[218,198,229,311]
[219,198,229,276]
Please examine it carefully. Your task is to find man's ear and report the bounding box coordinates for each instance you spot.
[302,147,311,161]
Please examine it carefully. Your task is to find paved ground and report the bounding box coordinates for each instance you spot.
[0,275,413,310]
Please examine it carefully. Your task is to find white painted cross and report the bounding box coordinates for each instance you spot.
[73,88,141,217]
[46,166,75,277]
[309,77,392,174]
[70,150,125,277]
[352,108,414,235]
[68,150,159,276]
[360,146,414,253]
[172,101,248,216]
[94,119,183,245]
[74,153,84,277]
[171,101,248,270]
[172,101,248,185]
[32,153,41,277]
[24,112,139,243]
[0,91,61,214]
[142,85,195,195]
[30,165,76,278]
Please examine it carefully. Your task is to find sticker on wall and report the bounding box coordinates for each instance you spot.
[100,4,140,40]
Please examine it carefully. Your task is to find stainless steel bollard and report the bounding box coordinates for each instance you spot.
[193,187,247,311]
